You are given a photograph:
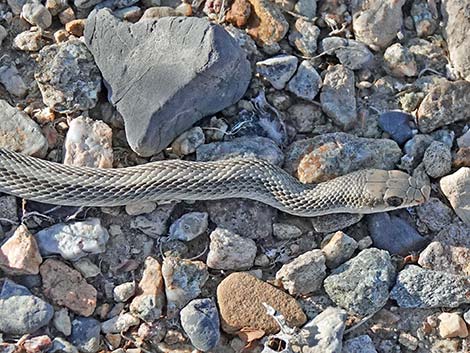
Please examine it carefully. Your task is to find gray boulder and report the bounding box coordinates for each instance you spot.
[85,10,251,156]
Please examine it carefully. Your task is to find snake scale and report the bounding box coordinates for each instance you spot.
[0,148,430,217]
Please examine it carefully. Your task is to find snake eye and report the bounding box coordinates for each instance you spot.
[385,196,403,207]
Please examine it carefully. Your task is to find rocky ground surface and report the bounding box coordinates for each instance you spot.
[0,0,469,352]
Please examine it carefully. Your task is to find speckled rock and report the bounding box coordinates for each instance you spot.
[50,338,78,353]
[0,100,48,156]
[0,64,28,97]
[171,127,205,156]
[311,213,363,233]
[416,197,454,232]
[399,134,434,172]
[288,19,320,57]
[342,335,378,353]
[217,272,307,333]
[383,43,418,77]
[276,249,326,295]
[440,168,470,226]
[0,195,18,222]
[321,231,358,269]
[324,248,395,316]
[411,0,438,37]
[64,116,113,168]
[226,0,251,27]
[256,55,298,90]
[246,0,288,45]
[35,39,101,113]
[378,111,414,145]
[180,299,220,352]
[169,212,209,242]
[13,29,46,52]
[423,141,452,178]
[287,60,322,101]
[417,81,470,133]
[101,312,140,334]
[321,37,373,70]
[287,103,325,133]
[391,265,470,308]
[22,2,52,29]
[130,203,175,238]
[272,223,303,239]
[113,282,135,302]
[418,241,470,276]
[53,308,72,336]
[70,317,101,353]
[294,0,316,18]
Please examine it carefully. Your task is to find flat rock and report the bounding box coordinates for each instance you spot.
[0,100,48,156]
[169,212,209,242]
[0,64,28,97]
[256,55,298,90]
[417,81,470,133]
[85,10,250,156]
[378,111,414,145]
[391,265,470,308]
[311,213,363,233]
[217,272,306,333]
[416,197,454,232]
[101,312,140,334]
[287,60,322,102]
[129,203,175,238]
[440,167,470,226]
[321,231,358,269]
[321,37,373,70]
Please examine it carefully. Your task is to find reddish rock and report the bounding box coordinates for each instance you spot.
[0,224,42,275]
[226,0,251,27]
[40,259,97,316]
[23,335,52,353]
[246,0,288,45]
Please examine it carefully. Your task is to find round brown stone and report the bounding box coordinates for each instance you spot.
[216,272,306,334]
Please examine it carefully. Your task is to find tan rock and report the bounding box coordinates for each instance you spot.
[65,19,86,37]
[226,0,251,27]
[40,259,97,316]
[217,272,307,334]
[440,167,470,226]
[0,224,42,275]
[246,0,288,45]
[438,312,469,338]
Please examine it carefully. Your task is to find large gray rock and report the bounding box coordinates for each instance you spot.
[85,10,251,156]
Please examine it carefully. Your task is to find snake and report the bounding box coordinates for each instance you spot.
[0,148,430,217]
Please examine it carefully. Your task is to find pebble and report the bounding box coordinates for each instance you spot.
[438,312,468,338]
[321,231,358,269]
[311,213,363,233]
[256,55,298,90]
[287,60,322,102]
[378,111,414,145]
[125,201,157,216]
[162,257,209,317]
[130,257,166,322]
[320,65,357,130]
[40,259,97,316]
[398,332,419,351]
[416,197,454,232]
[171,127,205,156]
[417,80,470,133]
[367,213,428,256]
[321,37,373,70]
[7,0,28,14]
[383,43,417,77]
[0,224,42,275]
[225,0,251,27]
[323,248,395,316]
[272,223,303,239]
[53,308,72,336]
[0,64,27,97]
[59,7,76,24]
[391,265,470,308]
[46,0,69,16]
[113,6,142,21]
[73,258,101,278]
[50,338,78,353]
[440,167,470,226]
[287,103,325,133]
[13,29,46,51]
[288,19,320,57]
[399,134,434,171]
[21,2,52,29]
[275,249,326,295]
[217,272,306,333]
[0,100,48,156]
[197,136,284,166]
[0,25,6,46]
[70,317,101,353]
[169,212,208,242]
[101,312,140,334]
[64,116,113,168]
[0,279,53,334]
[294,0,315,18]
[35,39,102,113]
[420,241,470,276]
[351,0,405,50]
[113,282,136,302]
[139,6,181,20]
[0,196,17,223]
[411,0,438,37]
[423,141,452,178]
[180,298,220,352]
[206,227,257,270]
[342,335,378,353]
[246,0,288,45]
[464,310,470,325]
[35,218,109,261]
[129,203,175,238]
[23,336,52,353]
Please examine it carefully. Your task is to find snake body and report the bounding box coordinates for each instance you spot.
[0,148,430,217]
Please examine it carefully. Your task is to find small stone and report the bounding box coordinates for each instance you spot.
[23,336,52,353]
[7,0,28,14]
[130,204,175,238]
[46,0,69,16]
[464,310,470,325]
[140,6,180,20]
[22,2,52,29]
[288,19,320,57]
[287,60,322,101]
[35,218,109,261]
[102,312,140,334]
[64,116,113,168]
[416,197,453,232]
[383,43,417,77]
[321,37,373,70]
[417,81,470,133]
[180,298,220,352]
[206,227,257,270]
[59,7,76,24]
[125,201,157,216]
[440,167,470,226]
[171,127,205,156]
[411,0,437,37]
[0,224,42,275]
[391,265,470,308]
[399,134,434,172]
[73,258,101,278]
[438,313,468,338]
[70,317,101,353]
[0,25,6,46]
[321,231,358,269]
[378,111,413,145]
[276,249,326,295]
[0,64,27,97]
[256,55,298,90]
[74,0,102,8]
[53,308,72,336]
[342,335,377,353]
[113,6,142,21]
[169,212,208,242]
[162,257,209,317]
[320,65,356,130]
[367,213,428,256]
[54,29,69,43]
[65,19,86,37]
[294,0,316,18]
[324,248,395,316]
[423,141,452,178]
[13,29,46,51]
[225,0,251,27]
[272,223,303,239]
[41,259,97,316]
[113,282,136,302]
[0,196,17,224]
[287,103,325,133]
[398,332,419,351]
[217,272,306,333]
[130,257,166,322]
[49,338,78,353]
[35,39,102,113]
[0,100,47,156]
[0,279,54,334]
[246,0,289,45]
